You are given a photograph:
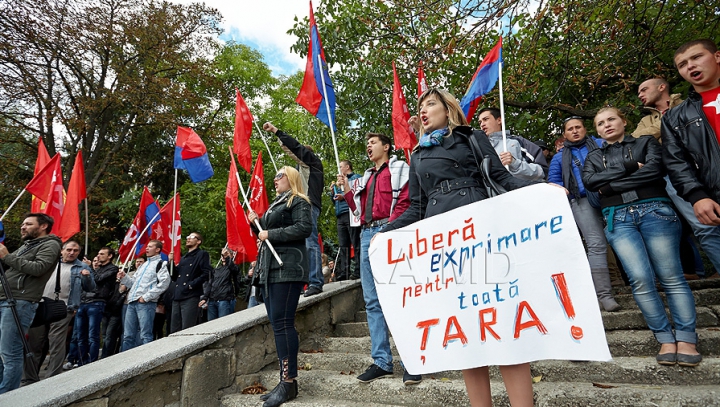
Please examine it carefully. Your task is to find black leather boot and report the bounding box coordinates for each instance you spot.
[260,382,281,401]
[262,380,298,407]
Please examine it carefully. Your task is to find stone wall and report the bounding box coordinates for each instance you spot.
[0,281,363,407]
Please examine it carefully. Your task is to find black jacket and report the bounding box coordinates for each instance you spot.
[275,130,324,210]
[81,262,118,303]
[582,135,668,208]
[253,191,312,285]
[202,258,241,302]
[385,126,536,231]
[661,88,720,205]
[172,249,211,300]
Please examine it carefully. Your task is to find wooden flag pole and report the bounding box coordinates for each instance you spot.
[253,119,279,173]
[496,35,509,170]
[0,190,27,222]
[84,198,89,256]
[317,54,342,175]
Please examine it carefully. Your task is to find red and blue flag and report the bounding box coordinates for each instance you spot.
[119,186,161,262]
[174,126,214,183]
[460,37,503,121]
[296,1,336,131]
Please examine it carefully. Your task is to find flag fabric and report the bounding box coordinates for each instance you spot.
[418,60,428,98]
[233,89,253,173]
[392,61,418,161]
[295,1,336,130]
[31,138,52,212]
[56,151,86,242]
[174,126,214,183]
[226,155,258,264]
[318,233,323,254]
[460,37,503,121]
[248,152,269,217]
[119,187,160,262]
[158,194,182,265]
[25,154,65,225]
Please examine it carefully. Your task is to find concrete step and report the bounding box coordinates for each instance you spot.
[296,352,720,386]
[343,307,719,336]
[221,394,409,407]
[318,327,720,357]
[225,370,720,407]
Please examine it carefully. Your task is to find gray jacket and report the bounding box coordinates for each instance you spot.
[0,234,62,302]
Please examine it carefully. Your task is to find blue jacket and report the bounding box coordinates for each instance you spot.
[66,259,95,311]
[548,136,603,200]
[332,172,361,217]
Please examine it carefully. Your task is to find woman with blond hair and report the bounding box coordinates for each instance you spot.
[383,88,536,407]
[248,166,313,407]
[583,107,700,367]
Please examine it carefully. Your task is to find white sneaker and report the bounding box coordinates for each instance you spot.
[63,362,73,370]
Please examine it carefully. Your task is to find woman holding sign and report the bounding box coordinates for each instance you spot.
[248,166,313,407]
[582,107,700,367]
[383,88,536,407]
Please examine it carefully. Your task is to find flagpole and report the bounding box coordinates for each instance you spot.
[170,169,178,277]
[0,190,26,222]
[84,198,89,256]
[497,36,509,170]
[215,243,229,268]
[120,210,162,272]
[253,120,278,173]
[229,148,283,266]
[317,54,342,175]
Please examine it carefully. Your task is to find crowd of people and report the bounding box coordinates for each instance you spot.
[0,38,719,407]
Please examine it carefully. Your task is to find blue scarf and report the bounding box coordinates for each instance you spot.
[418,127,449,148]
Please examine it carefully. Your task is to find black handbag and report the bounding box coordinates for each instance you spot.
[31,263,68,327]
[468,133,508,197]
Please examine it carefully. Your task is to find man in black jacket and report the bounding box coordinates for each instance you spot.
[662,39,720,229]
[74,246,118,365]
[263,122,325,297]
[169,232,211,333]
[199,248,240,320]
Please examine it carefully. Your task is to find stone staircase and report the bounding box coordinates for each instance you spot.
[221,280,720,406]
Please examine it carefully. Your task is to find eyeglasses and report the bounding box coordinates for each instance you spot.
[274,173,286,180]
[186,235,198,240]
[563,116,583,123]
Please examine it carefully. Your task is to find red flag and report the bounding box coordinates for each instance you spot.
[418,60,428,98]
[318,233,323,254]
[233,89,253,173]
[31,138,52,212]
[26,154,65,225]
[392,61,418,161]
[226,154,258,264]
[248,152,269,217]
[56,151,86,242]
[159,194,182,265]
[119,187,159,263]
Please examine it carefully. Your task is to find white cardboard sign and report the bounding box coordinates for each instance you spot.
[369,184,611,374]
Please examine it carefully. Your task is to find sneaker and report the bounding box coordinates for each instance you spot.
[403,369,422,385]
[63,362,74,371]
[72,363,79,369]
[357,364,392,383]
[303,286,323,297]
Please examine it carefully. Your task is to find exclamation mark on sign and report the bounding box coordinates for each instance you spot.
[551,273,583,340]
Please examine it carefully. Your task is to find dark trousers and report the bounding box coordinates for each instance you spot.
[265,282,303,381]
[170,297,200,334]
[101,314,122,358]
[336,214,361,280]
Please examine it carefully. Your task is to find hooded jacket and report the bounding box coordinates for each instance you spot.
[0,234,62,302]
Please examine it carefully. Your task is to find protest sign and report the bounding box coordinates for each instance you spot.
[369,184,611,374]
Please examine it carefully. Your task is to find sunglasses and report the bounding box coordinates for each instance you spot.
[563,116,583,123]
[274,173,286,180]
[186,235,198,240]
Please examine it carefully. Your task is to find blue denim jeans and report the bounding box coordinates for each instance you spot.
[265,282,303,380]
[247,293,260,308]
[75,301,106,365]
[0,299,38,394]
[360,225,393,372]
[207,299,236,321]
[121,301,156,351]
[604,201,697,344]
[306,205,323,290]
[665,176,720,272]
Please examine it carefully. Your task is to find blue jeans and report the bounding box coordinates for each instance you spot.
[75,301,106,365]
[265,282,303,380]
[360,225,393,372]
[604,201,697,344]
[306,205,323,290]
[207,299,236,321]
[0,299,38,394]
[570,197,608,269]
[665,176,720,272]
[121,301,156,351]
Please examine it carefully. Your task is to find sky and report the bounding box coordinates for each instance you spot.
[171,0,311,76]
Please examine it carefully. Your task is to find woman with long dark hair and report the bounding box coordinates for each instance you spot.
[248,166,313,407]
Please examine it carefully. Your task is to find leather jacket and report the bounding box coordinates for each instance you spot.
[582,135,668,208]
[661,88,720,205]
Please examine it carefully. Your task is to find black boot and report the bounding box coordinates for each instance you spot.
[262,380,297,407]
[260,382,281,401]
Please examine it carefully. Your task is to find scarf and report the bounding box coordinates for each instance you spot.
[561,136,599,199]
[418,127,449,148]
